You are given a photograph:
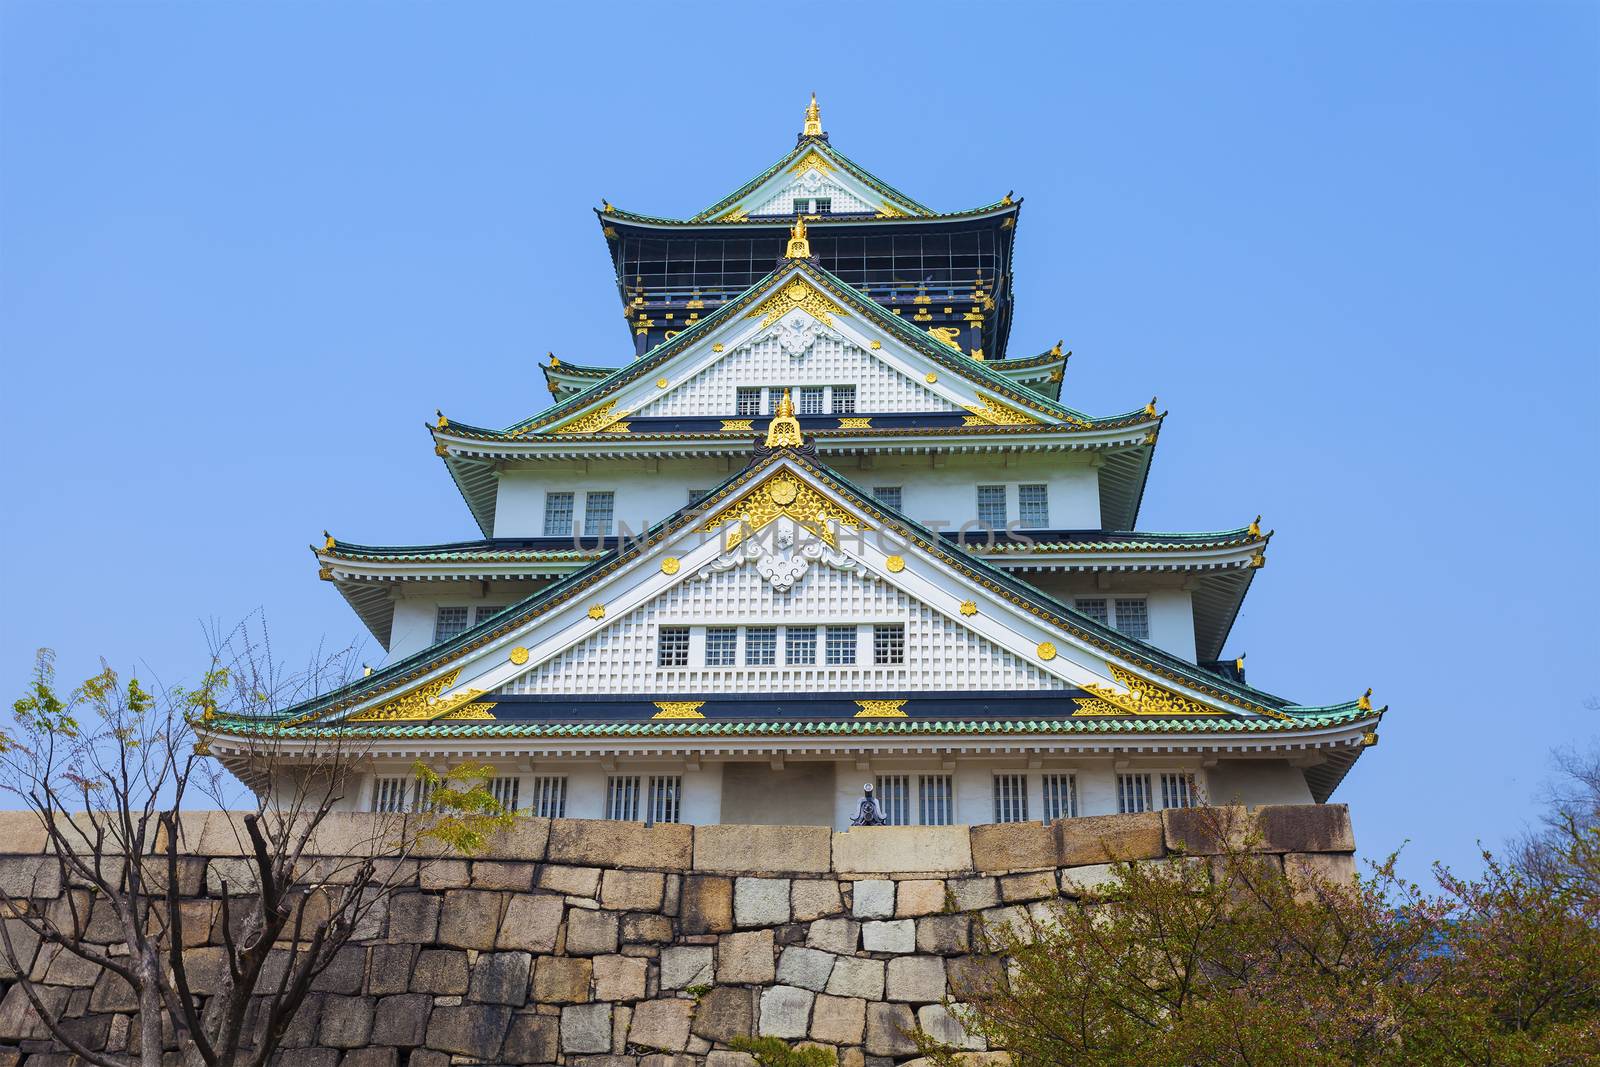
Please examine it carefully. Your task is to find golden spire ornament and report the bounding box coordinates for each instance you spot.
[803,92,823,137]
[765,389,804,449]
[785,214,812,259]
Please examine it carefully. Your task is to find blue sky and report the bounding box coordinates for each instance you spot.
[1,1,1595,879]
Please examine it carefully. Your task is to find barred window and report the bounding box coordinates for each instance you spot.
[605,775,641,821]
[657,626,690,667]
[706,627,738,666]
[474,605,504,625]
[434,607,470,643]
[372,776,408,814]
[825,625,857,665]
[993,774,1029,823]
[798,387,825,416]
[489,776,520,812]
[1075,598,1110,626]
[736,388,762,416]
[875,775,911,826]
[1018,484,1049,529]
[813,197,831,213]
[543,491,575,536]
[1114,599,1150,640]
[785,626,817,665]
[746,627,777,666]
[832,385,856,414]
[1118,773,1153,814]
[1161,772,1197,810]
[872,624,905,665]
[919,774,954,826]
[1043,773,1077,821]
[871,486,903,510]
[583,491,614,537]
[529,775,567,818]
[977,485,1007,528]
[648,776,682,824]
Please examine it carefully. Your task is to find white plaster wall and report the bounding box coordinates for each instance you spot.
[1147,588,1198,663]
[494,461,738,540]
[1203,761,1315,807]
[387,590,529,662]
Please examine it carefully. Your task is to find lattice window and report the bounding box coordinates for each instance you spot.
[543,491,575,536]
[1075,598,1110,626]
[606,776,641,821]
[746,627,777,666]
[825,625,857,665]
[530,776,567,818]
[919,775,954,826]
[706,627,738,667]
[1118,773,1153,814]
[657,626,690,667]
[648,776,682,824]
[372,776,408,814]
[993,774,1029,823]
[977,485,1007,528]
[1019,484,1049,529]
[875,775,911,826]
[873,624,905,665]
[832,385,856,414]
[1043,773,1077,821]
[786,626,817,665]
[583,491,614,537]
[434,607,470,643]
[688,488,711,506]
[736,388,762,416]
[489,776,520,812]
[1114,599,1150,640]
[1161,773,1197,810]
[871,486,903,510]
[475,605,504,625]
[798,386,825,415]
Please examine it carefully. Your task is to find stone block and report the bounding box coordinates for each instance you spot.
[472,860,537,891]
[425,1002,511,1059]
[865,1002,918,1057]
[483,816,552,860]
[776,945,836,991]
[496,892,565,952]
[947,877,999,912]
[975,905,1030,940]
[806,917,859,955]
[340,1048,398,1067]
[318,995,375,1049]
[895,879,947,917]
[886,956,945,1002]
[560,1002,613,1054]
[694,824,832,875]
[539,863,603,897]
[1283,852,1358,898]
[825,956,885,1001]
[412,949,469,995]
[311,945,368,994]
[946,955,1006,999]
[364,943,415,997]
[593,954,648,1001]
[1055,813,1164,867]
[861,918,915,953]
[899,1055,1015,1067]
[437,890,504,949]
[468,950,532,1005]
[622,912,674,944]
[532,955,592,1003]
[0,920,38,980]
[0,857,60,900]
[999,870,1056,902]
[503,1012,559,1062]
[717,928,775,984]
[970,822,1056,873]
[810,992,866,1044]
[278,1052,339,1067]
[692,985,755,1043]
[735,877,792,927]
[707,1054,758,1067]
[833,826,972,875]
[419,860,471,890]
[0,983,67,1040]
[680,874,734,934]
[791,879,844,921]
[915,1004,986,1051]
[759,985,815,1039]
[406,1053,448,1067]
[566,907,621,955]
[629,998,695,1052]
[602,869,666,911]
[1059,863,1118,896]
[660,945,715,989]
[0,810,48,854]
[547,819,693,872]
[1258,804,1356,854]
[385,892,440,943]
[175,945,227,994]
[851,879,895,919]
[89,970,136,1012]
[371,993,432,1046]
[916,914,970,955]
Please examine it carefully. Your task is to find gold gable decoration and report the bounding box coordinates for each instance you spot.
[653,701,706,720]
[962,395,1046,427]
[697,470,869,550]
[788,148,835,176]
[549,399,629,435]
[346,668,494,723]
[748,278,845,329]
[854,699,908,718]
[1071,665,1225,718]
[765,390,804,449]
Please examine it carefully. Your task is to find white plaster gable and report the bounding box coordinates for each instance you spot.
[719,147,914,220]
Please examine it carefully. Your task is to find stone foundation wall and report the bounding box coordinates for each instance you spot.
[0,805,1357,1067]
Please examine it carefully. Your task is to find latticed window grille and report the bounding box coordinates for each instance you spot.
[1114,599,1150,640]
[372,777,408,814]
[875,775,911,826]
[706,627,738,667]
[1018,484,1049,529]
[872,624,905,665]
[798,387,825,415]
[433,607,470,643]
[543,492,575,536]
[657,626,690,667]
[530,776,567,818]
[977,485,1007,528]
[919,775,954,826]
[745,627,777,666]
[1043,773,1078,821]
[736,388,762,416]
[1118,773,1153,814]
[605,776,641,821]
[871,486,903,509]
[489,776,520,812]
[825,625,857,665]
[648,776,682,823]
[1161,773,1197,810]
[474,605,504,625]
[414,776,440,813]
[993,774,1029,823]
[1075,598,1110,626]
[786,626,817,665]
[832,385,856,414]
[583,491,614,537]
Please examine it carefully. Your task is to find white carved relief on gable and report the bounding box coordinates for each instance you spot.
[692,516,877,593]
[756,309,842,361]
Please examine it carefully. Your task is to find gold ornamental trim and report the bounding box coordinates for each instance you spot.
[748,278,845,329]
[854,699,908,719]
[587,604,606,620]
[346,668,492,723]
[837,417,872,429]
[508,646,530,665]
[697,469,869,550]
[959,601,978,616]
[1036,642,1058,661]
[788,148,835,176]
[1071,665,1228,718]
[437,706,497,721]
[963,395,1046,427]
[660,557,681,575]
[551,399,627,435]
[652,701,706,720]
[886,555,906,573]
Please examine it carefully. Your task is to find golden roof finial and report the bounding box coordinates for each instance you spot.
[323,530,335,550]
[765,389,804,449]
[1144,396,1158,417]
[803,92,823,137]
[1050,339,1063,357]
[436,408,449,429]
[785,214,811,259]
[1358,687,1374,712]
[1234,652,1247,673]
[1248,515,1262,537]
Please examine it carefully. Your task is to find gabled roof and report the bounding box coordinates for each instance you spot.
[688,127,934,222]
[540,355,610,400]
[988,343,1069,401]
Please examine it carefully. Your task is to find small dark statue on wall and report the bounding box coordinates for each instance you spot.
[850,782,887,826]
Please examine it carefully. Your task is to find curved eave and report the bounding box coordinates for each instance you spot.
[541,360,614,400]
[677,136,936,223]
[602,199,1017,230]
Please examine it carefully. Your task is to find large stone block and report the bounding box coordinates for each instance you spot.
[886,956,946,1003]
[806,917,859,955]
[865,1002,918,1057]
[791,879,844,921]
[735,877,792,927]
[861,918,915,953]
[680,874,734,934]
[175,945,227,994]
[759,985,815,1039]
[692,986,755,1043]
[560,1002,613,1054]
[717,929,776,985]
[810,992,866,1044]
[468,951,532,1006]
[503,1012,559,1062]
[999,870,1056,903]
[340,1048,398,1067]
[1059,863,1119,896]
[851,879,895,919]
[483,817,552,860]
[532,956,593,1004]
[969,822,1055,873]
[946,955,1006,1000]
[539,864,602,897]
[426,1003,512,1059]
[602,869,666,911]
[629,998,696,1052]
[547,819,693,872]
[566,907,621,955]
[947,877,999,912]
[895,879,947,917]
[420,859,470,891]
[385,892,440,943]
[694,824,832,875]
[310,944,368,995]
[471,860,538,891]
[0,983,68,1040]
[412,949,470,995]
[916,914,971,955]
[371,993,433,1046]
[0,857,61,899]
[776,945,836,991]
[622,911,674,943]
[593,954,648,1001]
[496,892,565,952]
[1283,851,1359,898]
[915,1005,986,1052]
[660,945,715,990]
[318,996,375,1049]
[0,810,48,854]
[437,890,504,949]
[1054,813,1164,866]
[367,943,417,997]
[1257,804,1356,854]
[832,827,973,875]
[825,956,885,1001]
